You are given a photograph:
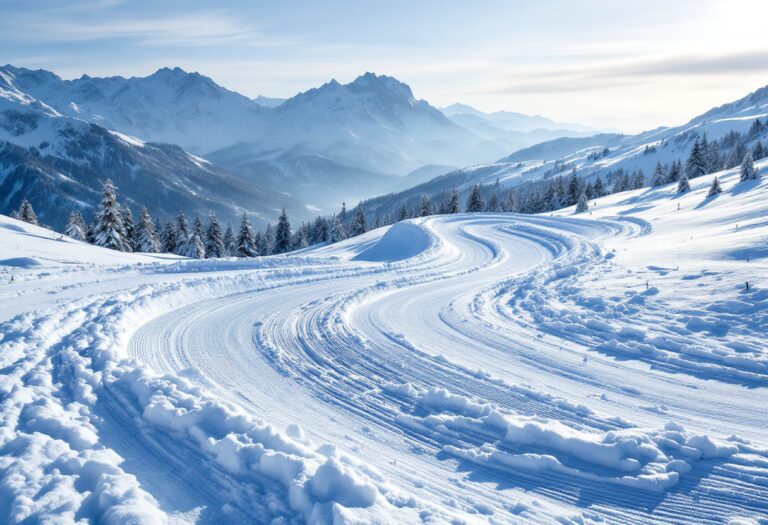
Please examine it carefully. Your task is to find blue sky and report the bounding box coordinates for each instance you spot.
[2,0,767,132]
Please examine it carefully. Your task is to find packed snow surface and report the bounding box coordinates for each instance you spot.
[1,163,767,524]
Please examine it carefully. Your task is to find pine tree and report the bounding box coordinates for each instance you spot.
[329,214,346,243]
[205,212,225,258]
[263,224,275,255]
[448,187,460,213]
[740,151,756,182]
[667,160,682,183]
[188,233,206,259]
[339,202,348,225]
[706,176,722,197]
[632,169,645,189]
[466,184,484,212]
[293,223,309,250]
[575,191,589,213]
[161,220,178,253]
[753,141,765,160]
[419,194,431,217]
[65,209,86,240]
[235,212,256,257]
[222,223,235,256]
[505,191,518,212]
[651,162,667,187]
[706,141,722,172]
[273,208,292,253]
[93,179,129,251]
[121,203,135,252]
[17,199,38,225]
[685,139,706,179]
[351,206,367,236]
[592,176,606,197]
[567,168,580,205]
[135,208,160,253]
[677,172,690,193]
[486,192,499,212]
[726,143,746,169]
[397,204,409,222]
[253,231,264,256]
[193,216,205,242]
[175,212,190,255]
[311,216,330,244]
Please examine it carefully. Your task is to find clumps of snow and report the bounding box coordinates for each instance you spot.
[401,386,741,494]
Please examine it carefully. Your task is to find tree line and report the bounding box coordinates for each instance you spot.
[10,118,765,257]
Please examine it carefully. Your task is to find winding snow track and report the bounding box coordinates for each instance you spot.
[128,214,768,524]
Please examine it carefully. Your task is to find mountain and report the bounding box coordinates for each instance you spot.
[206,73,508,208]
[253,95,286,108]
[1,65,269,155]
[440,103,606,154]
[2,65,511,211]
[442,103,599,133]
[0,67,304,230]
[361,84,768,219]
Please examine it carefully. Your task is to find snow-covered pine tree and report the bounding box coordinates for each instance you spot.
[293,223,309,250]
[651,162,667,187]
[175,212,190,255]
[397,204,409,222]
[740,151,756,182]
[753,141,765,160]
[135,208,160,253]
[726,143,746,169]
[274,208,292,254]
[65,209,87,240]
[706,176,722,197]
[205,212,224,258]
[420,194,431,217]
[311,216,330,244]
[575,191,589,213]
[592,176,606,197]
[235,212,256,257]
[505,191,518,212]
[188,232,206,259]
[667,160,682,183]
[677,172,690,193]
[448,187,460,213]
[632,169,645,189]
[339,202,348,225]
[685,139,706,179]
[329,214,346,243]
[706,141,722,172]
[253,231,264,256]
[486,192,499,212]
[567,168,580,205]
[120,203,136,252]
[161,220,178,253]
[466,184,484,212]
[17,199,38,225]
[263,224,274,255]
[192,216,205,242]
[93,179,128,251]
[351,205,367,236]
[222,223,235,256]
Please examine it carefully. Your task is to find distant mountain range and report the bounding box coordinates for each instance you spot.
[0,65,602,214]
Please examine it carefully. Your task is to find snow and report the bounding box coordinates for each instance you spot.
[1,159,767,523]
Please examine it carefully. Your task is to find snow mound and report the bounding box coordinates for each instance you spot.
[353,222,431,262]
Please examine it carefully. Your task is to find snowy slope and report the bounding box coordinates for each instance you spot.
[1,156,766,523]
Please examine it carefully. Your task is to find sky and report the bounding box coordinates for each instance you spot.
[2,0,767,133]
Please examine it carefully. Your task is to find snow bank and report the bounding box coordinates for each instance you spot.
[353,222,432,263]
